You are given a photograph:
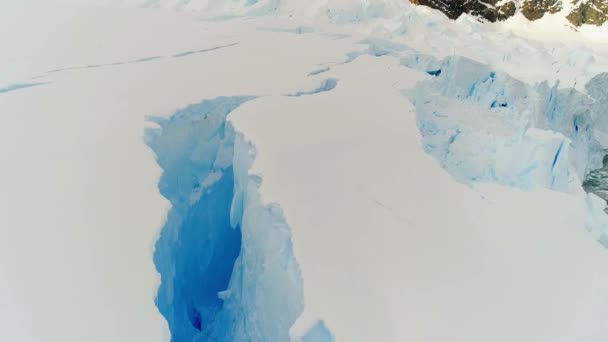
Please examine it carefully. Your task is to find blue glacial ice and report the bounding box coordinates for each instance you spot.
[586,72,608,139]
[145,96,311,341]
[339,38,606,195]
[402,55,608,245]
[342,35,608,241]
[406,56,604,193]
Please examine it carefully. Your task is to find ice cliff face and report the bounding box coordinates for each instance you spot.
[341,37,607,196]
[343,36,608,236]
[583,73,608,207]
[408,56,605,192]
[409,0,608,26]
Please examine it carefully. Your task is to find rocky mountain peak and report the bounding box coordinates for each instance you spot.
[409,0,608,27]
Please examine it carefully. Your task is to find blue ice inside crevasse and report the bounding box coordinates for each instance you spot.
[145,96,319,341]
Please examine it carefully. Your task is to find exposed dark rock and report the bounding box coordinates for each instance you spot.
[410,0,516,22]
[409,0,608,27]
[521,0,562,20]
[583,154,608,212]
[568,0,608,26]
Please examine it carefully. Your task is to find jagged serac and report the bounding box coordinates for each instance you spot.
[409,0,608,26]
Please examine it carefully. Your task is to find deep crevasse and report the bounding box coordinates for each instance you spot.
[144,96,320,341]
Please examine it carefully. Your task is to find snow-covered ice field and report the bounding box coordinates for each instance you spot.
[1,1,608,341]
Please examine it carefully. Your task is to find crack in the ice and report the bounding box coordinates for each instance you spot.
[257,26,315,34]
[0,82,49,95]
[307,66,330,76]
[287,78,338,96]
[172,43,240,58]
[130,56,163,63]
[40,43,239,77]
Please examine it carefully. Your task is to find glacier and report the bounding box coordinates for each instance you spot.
[3,1,608,342]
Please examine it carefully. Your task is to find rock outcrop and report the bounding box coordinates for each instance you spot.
[521,0,562,20]
[410,0,516,22]
[410,0,608,26]
[568,0,608,26]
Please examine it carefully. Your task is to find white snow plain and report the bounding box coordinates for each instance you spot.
[1,1,608,342]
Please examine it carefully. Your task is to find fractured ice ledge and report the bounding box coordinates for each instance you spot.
[341,40,606,192]
[145,96,331,341]
[406,55,604,194]
[402,54,608,247]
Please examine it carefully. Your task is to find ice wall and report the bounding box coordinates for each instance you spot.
[407,56,604,193]
[145,96,305,341]
[349,38,605,192]
[586,72,608,145]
